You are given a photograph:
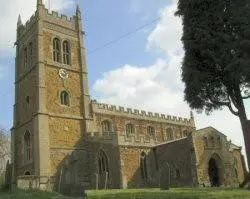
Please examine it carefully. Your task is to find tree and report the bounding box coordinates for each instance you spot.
[0,128,10,167]
[175,0,250,170]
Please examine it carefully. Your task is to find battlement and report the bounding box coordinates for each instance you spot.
[44,7,76,23]
[92,101,194,126]
[18,4,78,38]
[85,131,189,148]
[18,13,37,37]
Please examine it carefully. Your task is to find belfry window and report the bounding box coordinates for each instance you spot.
[126,123,135,136]
[24,131,31,162]
[29,42,33,67]
[98,150,109,174]
[63,40,71,65]
[60,91,70,106]
[140,152,148,180]
[53,38,61,62]
[24,47,28,69]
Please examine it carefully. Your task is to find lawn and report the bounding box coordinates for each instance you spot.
[0,188,250,199]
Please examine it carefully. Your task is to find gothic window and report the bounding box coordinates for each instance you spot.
[24,171,31,176]
[26,96,30,106]
[29,42,33,67]
[60,91,70,106]
[101,120,113,136]
[126,123,135,136]
[140,152,148,180]
[53,38,61,62]
[24,131,31,162]
[165,128,174,141]
[183,130,189,137]
[147,126,155,137]
[98,150,109,174]
[175,168,181,180]
[63,40,71,65]
[24,47,28,69]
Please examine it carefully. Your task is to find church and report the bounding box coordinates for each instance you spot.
[11,0,247,194]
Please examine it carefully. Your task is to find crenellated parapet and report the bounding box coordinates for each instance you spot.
[92,101,195,127]
[17,4,78,39]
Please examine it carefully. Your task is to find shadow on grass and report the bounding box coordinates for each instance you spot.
[87,188,250,199]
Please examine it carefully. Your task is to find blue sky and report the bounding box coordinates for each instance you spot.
[0,0,249,159]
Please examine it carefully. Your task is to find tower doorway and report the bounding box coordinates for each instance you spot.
[208,158,220,187]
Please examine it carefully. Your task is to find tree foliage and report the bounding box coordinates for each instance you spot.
[176,0,250,116]
[0,128,10,161]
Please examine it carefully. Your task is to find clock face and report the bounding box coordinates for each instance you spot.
[59,69,69,79]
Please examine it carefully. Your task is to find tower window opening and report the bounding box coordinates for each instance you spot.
[60,91,70,106]
[26,96,30,106]
[63,40,71,65]
[24,47,28,69]
[24,131,31,162]
[29,42,33,67]
[53,38,61,62]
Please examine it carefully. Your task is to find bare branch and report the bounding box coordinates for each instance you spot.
[242,95,250,99]
[210,99,239,116]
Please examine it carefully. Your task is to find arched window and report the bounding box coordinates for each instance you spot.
[29,42,33,67]
[53,38,61,62]
[126,123,135,136]
[101,120,113,136]
[175,168,181,180]
[24,171,31,176]
[63,40,71,65]
[60,91,70,106]
[98,150,109,174]
[147,126,155,137]
[24,131,31,162]
[24,47,28,69]
[166,128,174,141]
[140,152,148,180]
[183,130,189,137]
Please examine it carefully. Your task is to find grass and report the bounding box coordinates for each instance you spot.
[0,188,250,199]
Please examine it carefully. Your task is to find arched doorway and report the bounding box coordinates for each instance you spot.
[208,156,222,187]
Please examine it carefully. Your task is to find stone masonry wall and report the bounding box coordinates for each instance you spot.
[155,137,198,187]
[192,127,245,187]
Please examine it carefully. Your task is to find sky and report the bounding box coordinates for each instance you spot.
[0,0,249,161]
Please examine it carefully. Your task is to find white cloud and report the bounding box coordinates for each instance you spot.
[93,0,247,163]
[0,0,74,55]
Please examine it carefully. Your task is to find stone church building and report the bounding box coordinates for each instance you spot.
[11,0,247,192]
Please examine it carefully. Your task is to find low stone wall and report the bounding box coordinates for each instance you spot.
[17,176,53,190]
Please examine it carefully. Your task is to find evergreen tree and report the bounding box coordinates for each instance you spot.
[176,0,250,170]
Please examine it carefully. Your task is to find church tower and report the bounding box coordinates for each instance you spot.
[12,0,92,189]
